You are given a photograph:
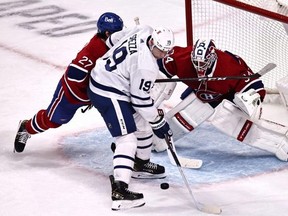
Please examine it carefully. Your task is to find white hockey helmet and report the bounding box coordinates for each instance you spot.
[191,39,217,77]
[151,27,175,52]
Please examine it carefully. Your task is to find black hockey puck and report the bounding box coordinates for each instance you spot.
[160,183,169,190]
[111,142,116,153]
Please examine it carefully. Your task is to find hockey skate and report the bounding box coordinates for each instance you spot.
[14,120,30,153]
[132,157,166,179]
[109,175,145,210]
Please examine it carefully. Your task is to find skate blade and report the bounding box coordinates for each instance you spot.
[132,172,166,179]
[112,198,145,210]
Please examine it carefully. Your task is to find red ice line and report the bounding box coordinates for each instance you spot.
[0,42,66,71]
[0,29,187,71]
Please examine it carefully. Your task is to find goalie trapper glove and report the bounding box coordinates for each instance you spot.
[150,109,173,139]
[233,89,261,117]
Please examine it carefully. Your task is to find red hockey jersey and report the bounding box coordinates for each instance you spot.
[61,35,108,104]
[158,46,265,107]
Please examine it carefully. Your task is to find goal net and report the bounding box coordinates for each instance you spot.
[186,0,288,92]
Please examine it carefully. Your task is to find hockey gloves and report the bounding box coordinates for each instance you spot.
[150,109,173,139]
[233,89,261,117]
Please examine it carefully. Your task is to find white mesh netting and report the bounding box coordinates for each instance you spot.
[191,0,288,91]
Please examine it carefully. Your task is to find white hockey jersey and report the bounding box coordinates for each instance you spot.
[89,25,159,122]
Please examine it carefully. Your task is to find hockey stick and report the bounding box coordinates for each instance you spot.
[165,135,222,215]
[166,137,203,169]
[134,16,140,25]
[155,63,276,83]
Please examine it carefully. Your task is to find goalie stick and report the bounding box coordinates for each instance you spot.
[165,135,222,215]
[155,63,276,83]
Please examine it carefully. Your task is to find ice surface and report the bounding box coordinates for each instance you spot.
[1,1,288,216]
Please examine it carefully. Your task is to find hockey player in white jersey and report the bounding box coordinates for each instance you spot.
[88,25,174,210]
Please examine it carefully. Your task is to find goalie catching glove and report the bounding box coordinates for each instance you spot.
[150,109,173,139]
[233,89,261,117]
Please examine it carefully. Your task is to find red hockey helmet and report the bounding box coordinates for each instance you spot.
[191,39,217,77]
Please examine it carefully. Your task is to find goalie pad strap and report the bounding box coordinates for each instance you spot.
[237,120,253,141]
[174,112,194,132]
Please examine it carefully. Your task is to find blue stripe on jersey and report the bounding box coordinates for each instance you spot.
[157,59,173,78]
[67,65,87,81]
[131,93,151,100]
[240,79,264,93]
[32,115,45,133]
[180,87,194,100]
[90,78,127,96]
[131,93,154,107]
[107,36,114,48]
[132,102,154,108]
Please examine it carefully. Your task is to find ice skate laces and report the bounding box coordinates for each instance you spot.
[17,130,30,144]
[143,161,158,170]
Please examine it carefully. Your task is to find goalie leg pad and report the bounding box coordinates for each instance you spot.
[152,93,214,152]
[166,92,215,141]
[210,100,288,161]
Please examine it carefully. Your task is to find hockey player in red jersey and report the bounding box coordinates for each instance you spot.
[153,39,288,161]
[14,12,124,153]
[157,39,265,108]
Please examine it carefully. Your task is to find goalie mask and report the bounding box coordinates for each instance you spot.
[191,39,217,77]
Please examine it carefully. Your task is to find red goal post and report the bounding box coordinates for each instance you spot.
[185,0,288,92]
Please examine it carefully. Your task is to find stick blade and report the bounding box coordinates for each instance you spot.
[198,202,222,215]
[258,63,277,76]
[178,157,203,169]
[167,149,203,169]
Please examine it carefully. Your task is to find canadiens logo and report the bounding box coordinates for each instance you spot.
[196,89,222,102]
